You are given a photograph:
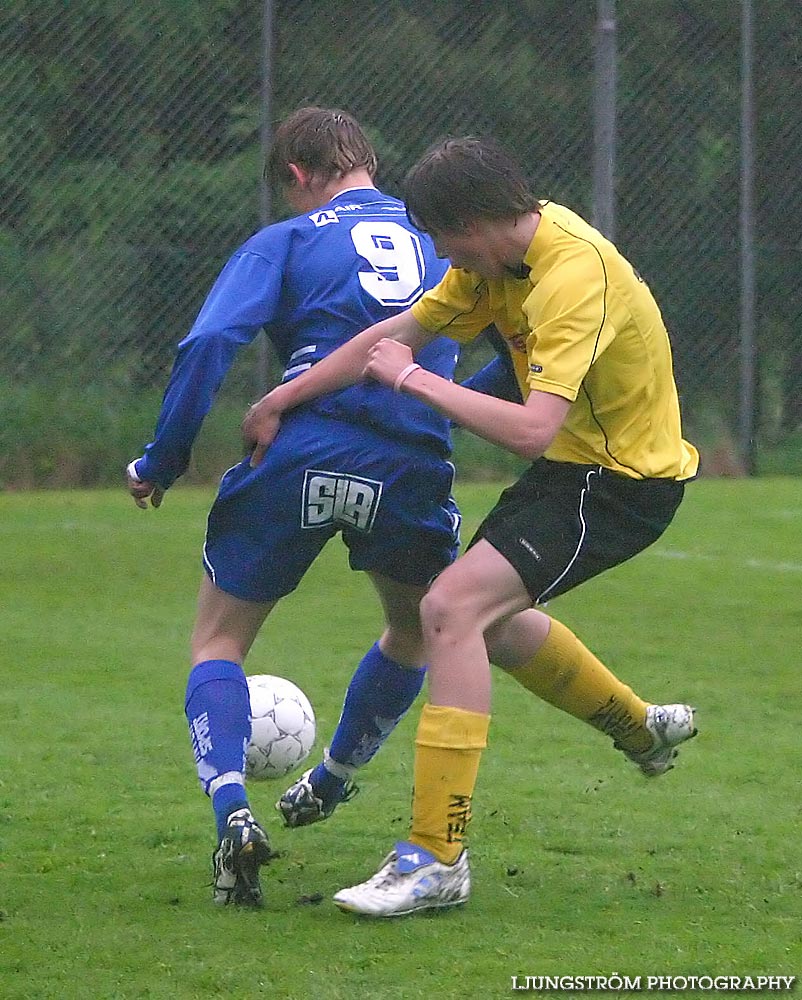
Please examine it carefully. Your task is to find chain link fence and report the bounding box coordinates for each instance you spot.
[2,0,799,484]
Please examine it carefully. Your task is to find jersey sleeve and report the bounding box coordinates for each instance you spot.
[136,250,282,488]
[460,355,522,403]
[522,256,616,401]
[410,267,491,344]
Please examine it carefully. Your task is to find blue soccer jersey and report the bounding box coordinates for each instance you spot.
[137,187,455,488]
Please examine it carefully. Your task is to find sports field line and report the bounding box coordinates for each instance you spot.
[648,548,802,575]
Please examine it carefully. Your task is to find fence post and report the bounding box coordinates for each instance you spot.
[593,0,617,240]
[258,0,275,395]
[739,0,757,474]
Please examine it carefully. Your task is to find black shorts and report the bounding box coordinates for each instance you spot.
[470,458,685,604]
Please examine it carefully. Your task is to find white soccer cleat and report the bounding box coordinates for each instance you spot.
[622,703,697,777]
[333,841,470,918]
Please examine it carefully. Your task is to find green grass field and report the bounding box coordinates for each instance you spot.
[1,479,800,999]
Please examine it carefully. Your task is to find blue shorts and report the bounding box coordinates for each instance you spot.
[203,410,461,602]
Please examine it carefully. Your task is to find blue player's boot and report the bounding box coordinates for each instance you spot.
[276,768,358,828]
[212,808,272,907]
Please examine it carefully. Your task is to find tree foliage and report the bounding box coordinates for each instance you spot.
[1,0,799,483]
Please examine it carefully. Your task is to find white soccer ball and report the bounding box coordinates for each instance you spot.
[245,674,316,780]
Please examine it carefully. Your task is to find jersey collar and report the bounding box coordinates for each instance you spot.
[327,186,382,204]
[523,205,555,282]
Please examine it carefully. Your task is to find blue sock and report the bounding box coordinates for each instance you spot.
[210,784,249,839]
[311,643,426,798]
[185,659,251,839]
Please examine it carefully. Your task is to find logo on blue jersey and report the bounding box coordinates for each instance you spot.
[310,209,339,227]
[302,469,384,532]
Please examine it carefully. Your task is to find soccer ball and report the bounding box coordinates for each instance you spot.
[245,674,316,780]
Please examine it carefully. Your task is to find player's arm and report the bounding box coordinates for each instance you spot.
[364,338,569,460]
[242,309,434,465]
[127,251,279,508]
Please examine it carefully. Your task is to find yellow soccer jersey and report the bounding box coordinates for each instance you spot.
[411,202,699,480]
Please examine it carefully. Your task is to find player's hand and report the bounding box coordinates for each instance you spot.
[363,338,414,388]
[126,460,165,509]
[242,394,283,468]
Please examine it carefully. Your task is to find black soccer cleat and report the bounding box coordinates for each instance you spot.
[276,768,358,828]
[212,808,273,907]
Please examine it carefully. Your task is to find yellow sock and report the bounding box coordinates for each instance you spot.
[508,618,652,753]
[410,703,489,864]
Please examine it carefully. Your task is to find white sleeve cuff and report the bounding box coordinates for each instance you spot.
[127,460,144,483]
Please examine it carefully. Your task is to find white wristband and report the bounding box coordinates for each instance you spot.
[393,363,422,393]
[127,460,144,484]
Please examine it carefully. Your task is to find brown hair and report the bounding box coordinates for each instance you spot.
[404,136,540,234]
[266,106,378,187]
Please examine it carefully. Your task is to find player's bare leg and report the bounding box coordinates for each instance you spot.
[368,571,427,667]
[191,574,276,666]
